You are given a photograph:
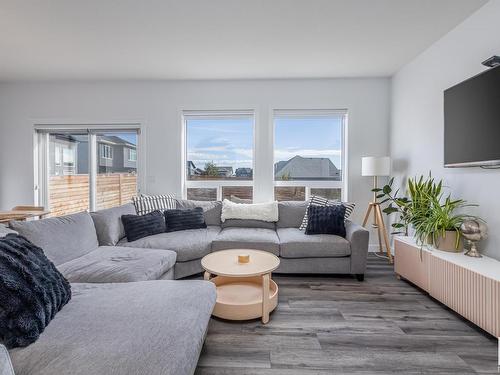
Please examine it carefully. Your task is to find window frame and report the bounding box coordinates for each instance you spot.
[100,143,113,159]
[34,123,143,212]
[128,148,137,162]
[182,110,256,201]
[273,109,348,201]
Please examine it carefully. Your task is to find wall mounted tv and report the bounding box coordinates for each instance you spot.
[444,65,500,167]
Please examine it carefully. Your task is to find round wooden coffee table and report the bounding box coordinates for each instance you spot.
[201,249,280,324]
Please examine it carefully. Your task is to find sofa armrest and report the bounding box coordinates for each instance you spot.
[1,345,15,375]
[345,220,369,275]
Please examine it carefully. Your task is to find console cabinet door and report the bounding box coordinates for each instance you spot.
[394,239,430,292]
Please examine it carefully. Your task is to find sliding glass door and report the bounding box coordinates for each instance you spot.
[47,131,90,216]
[94,131,139,210]
[36,127,140,216]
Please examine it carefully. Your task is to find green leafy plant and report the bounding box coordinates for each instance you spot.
[203,161,219,177]
[375,174,442,235]
[377,173,480,250]
[412,193,474,249]
[373,178,411,235]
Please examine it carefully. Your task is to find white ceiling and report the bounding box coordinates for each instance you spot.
[0,0,487,81]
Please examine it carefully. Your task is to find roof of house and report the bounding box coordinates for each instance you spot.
[97,135,136,149]
[54,134,136,149]
[216,166,233,173]
[274,155,340,180]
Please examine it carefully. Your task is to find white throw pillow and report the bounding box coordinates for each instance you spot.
[221,199,278,223]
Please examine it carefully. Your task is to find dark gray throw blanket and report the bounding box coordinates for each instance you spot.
[0,233,71,348]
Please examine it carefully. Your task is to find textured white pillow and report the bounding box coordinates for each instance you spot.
[221,199,279,222]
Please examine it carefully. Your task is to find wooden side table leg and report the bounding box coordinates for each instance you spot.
[262,273,270,324]
[204,271,211,281]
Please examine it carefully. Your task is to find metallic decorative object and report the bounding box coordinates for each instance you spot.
[460,220,488,258]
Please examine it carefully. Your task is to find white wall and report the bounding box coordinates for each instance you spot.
[0,78,390,244]
[391,0,500,259]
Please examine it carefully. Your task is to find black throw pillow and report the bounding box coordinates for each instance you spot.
[305,204,346,237]
[121,210,166,242]
[164,207,207,232]
[0,234,72,349]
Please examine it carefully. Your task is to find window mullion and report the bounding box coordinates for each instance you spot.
[89,132,97,212]
[36,132,50,208]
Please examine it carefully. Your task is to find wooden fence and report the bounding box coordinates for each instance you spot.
[49,174,137,217]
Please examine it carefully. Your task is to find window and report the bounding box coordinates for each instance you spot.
[100,144,113,159]
[184,111,254,201]
[36,127,140,216]
[128,148,137,161]
[274,110,347,201]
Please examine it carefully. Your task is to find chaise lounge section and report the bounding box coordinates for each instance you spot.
[8,280,216,375]
[6,208,216,375]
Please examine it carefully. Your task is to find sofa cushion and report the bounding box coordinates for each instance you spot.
[9,212,99,266]
[176,199,222,226]
[212,227,280,255]
[277,227,351,258]
[305,204,346,237]
[165,208,207,232]
[119,226,220,262]
[121,210,166,242]
[9,281,216,375]
[221,199,278,222]
[132,194,176,215]
[90,203,136,246]
[276,201,308,228]
[57,246,177,283]
[299,196,356,230]
[221,219,275,230]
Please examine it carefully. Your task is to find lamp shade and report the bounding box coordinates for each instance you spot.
[361,156,391,176]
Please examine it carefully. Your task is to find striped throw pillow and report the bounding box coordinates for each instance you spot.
[299,196,355,230]
[132,194,176,215]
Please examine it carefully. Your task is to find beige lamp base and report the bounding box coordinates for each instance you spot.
[362,201,393,264]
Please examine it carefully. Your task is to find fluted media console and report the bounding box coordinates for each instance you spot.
[394,237,500,339]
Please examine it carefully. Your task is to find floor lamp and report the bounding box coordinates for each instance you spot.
[361,156,393,264]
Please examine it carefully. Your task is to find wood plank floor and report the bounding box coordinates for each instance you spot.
[195,254,498,374]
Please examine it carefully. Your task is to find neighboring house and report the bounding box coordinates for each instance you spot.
[216,166,233,177]
[49,134,81,176]
[274,155,341,180]
[187,161,203,177]
[78,135,137,174]
[49,134,137,175]
[235,167,253,178]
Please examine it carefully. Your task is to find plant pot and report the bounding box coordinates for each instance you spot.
[433,231,462,252]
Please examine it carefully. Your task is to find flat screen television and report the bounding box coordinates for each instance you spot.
[444,65,500,167]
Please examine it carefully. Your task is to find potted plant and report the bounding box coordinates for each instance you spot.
[412,193,472,251]
[375,174,442,236]
[377,174,479,251]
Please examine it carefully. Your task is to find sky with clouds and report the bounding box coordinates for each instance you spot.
[186,117,343,171]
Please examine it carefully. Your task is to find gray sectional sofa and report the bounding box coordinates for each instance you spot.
[117,199,370,280]
[2,198,368,375]
[9,199,369,282]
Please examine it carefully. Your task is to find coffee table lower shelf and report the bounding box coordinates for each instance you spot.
[210,275,278,321]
